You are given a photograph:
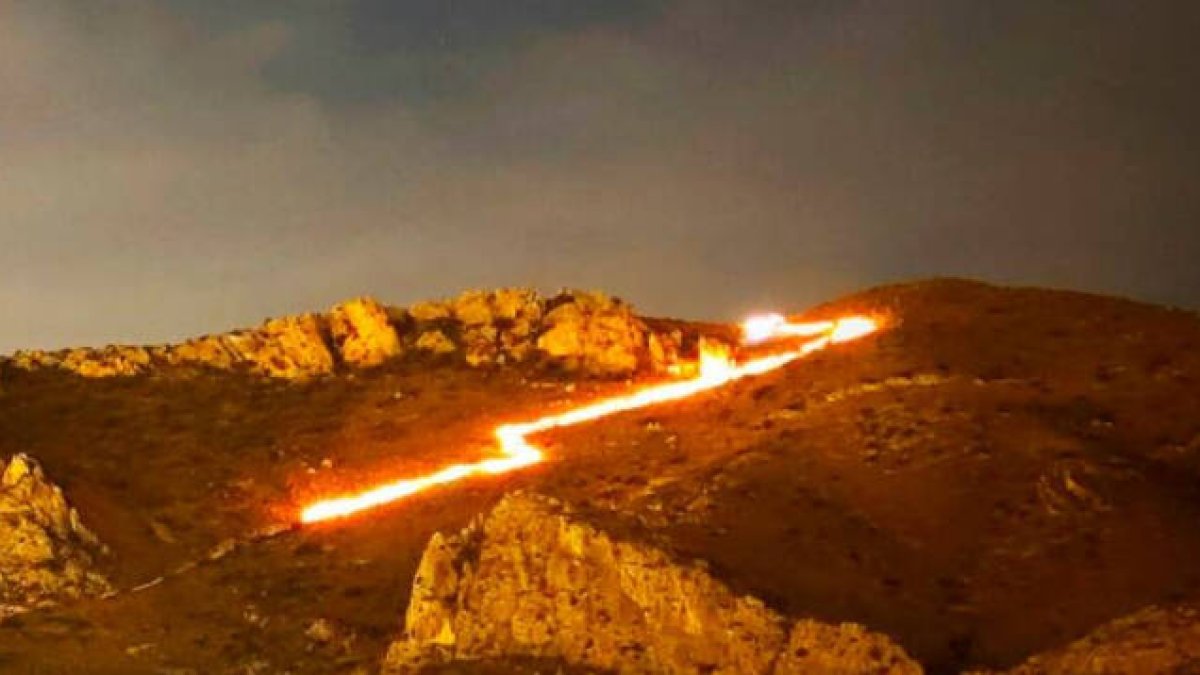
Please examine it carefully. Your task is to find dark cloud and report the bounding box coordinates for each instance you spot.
[347,0,661,51]
[2,1,1198,352]
[161,0,663,103]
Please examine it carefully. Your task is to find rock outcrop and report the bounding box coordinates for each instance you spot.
[222,314,335,379]
[328,296,403,368]
[982,604,1200,674]
[414,329,457,355]
[408,300,453,323]
[61,345,152,377]
[11,345,152,378]
[158,334,240,371]
[452,288,545,366]
[7,288,709,380]
[13,314,337,381]
[0,454,110,616]
[394,288,698,375]
[384,493,920,674]
[537,290,648,375]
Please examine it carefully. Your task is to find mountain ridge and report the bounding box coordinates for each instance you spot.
[1,278,1199,673]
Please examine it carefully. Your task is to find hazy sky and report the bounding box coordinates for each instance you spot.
[3,1,1198,351]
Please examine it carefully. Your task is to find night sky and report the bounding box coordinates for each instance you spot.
[4,1,1199,352]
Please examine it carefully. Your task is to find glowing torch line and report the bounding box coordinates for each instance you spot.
[299,316,877,524]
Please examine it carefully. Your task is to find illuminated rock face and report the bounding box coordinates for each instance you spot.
[455,288,545,366]
[11,314,337,380]
[385,493,920,675]
[0,454,110,614]
[162,334,240,370]
[11,345,152,377]
[5,288,699,380]
[61,345,152,377]
[537,291,648,375]
[648,330,683,373]
[328,296,402,368]
[406,300,452,322]
[414,329,456,355]
[232,314,335,379]
[398,288,682,375]
[161,314,336,379]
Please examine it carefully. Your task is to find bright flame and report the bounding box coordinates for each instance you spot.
[299,313,879,524]
[742,314,838,344]
[830,316,879,343]
[742,313,787,343]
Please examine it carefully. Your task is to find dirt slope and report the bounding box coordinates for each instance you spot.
[0,278,1198,673]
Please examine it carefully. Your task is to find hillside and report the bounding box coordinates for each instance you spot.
[1,279,1199,674]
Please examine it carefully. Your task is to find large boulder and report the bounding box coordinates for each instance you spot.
[384,493,920,674]
[452,290,500,326]
[0,454,110,615]
[219,314,335,380]
[407,300,452,323]
[451,289,545,366]
[493,288,546,363]
[450,288,544,328]
[328,296,403,368]
[536,291,648,376]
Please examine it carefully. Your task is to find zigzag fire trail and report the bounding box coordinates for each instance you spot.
[299,313,879,524]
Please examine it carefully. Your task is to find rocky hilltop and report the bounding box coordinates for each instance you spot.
[0,279,1198,674]
[3,289,696,380]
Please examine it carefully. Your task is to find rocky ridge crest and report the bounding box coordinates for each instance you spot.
[4,290,695,380]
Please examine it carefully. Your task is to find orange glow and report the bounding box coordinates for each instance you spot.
[742,313,839,344]
[830,316,879,343]
[299,313,879,524]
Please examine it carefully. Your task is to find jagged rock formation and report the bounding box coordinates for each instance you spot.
[978,604,1200,674]
[10,345,153,378]
[6,288,701,380]
[328,297,403,368]
[0,454,110,615]
[537,290,650,375]
[227,314,334,379]
[414,329,457,355]
[452,288,545,366]
[11,313,337,380]
[384,493,920,674]
[395,288,683,373]
[168,313,335,379]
